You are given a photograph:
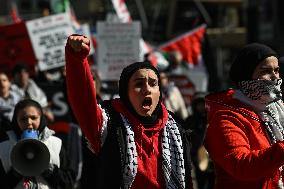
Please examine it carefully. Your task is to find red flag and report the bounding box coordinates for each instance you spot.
[0,22,37,76]
[10,1,22,23]
[159,24,206,67]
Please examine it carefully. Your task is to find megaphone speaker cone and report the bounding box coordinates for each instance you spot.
[10,139,50,177]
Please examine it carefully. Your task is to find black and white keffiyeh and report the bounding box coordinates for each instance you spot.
[95,102,186,189]
[237,79,282,106]
[161,115,186,189]
[237,79,284,142]
[120,113,186,189]
[236,79,284,189]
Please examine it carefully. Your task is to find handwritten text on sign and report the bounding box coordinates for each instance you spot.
[26,13,74,71]
[97,21,140,81]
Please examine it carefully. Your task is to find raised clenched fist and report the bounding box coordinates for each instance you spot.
[68,35,90,52]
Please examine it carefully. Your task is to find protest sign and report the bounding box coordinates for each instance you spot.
[96,21,140,81]
[26,13,74,71]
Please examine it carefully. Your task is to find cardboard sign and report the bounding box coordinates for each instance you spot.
[26,13,74,71]
[96,21,140,81]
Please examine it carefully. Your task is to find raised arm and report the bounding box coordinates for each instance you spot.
[65,35,103,153]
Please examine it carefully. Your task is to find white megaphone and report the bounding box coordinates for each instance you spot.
[10,129,50,177]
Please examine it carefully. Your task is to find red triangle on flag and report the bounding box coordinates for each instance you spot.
[159,24,206,66]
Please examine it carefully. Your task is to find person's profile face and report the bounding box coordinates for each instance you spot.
[17,106,41,131]
[252,56,280,80]
[0,73,11,95]
[159,72,168,87]
[128,68,160,117]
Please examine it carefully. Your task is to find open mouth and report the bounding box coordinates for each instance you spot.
[142,97,152,109]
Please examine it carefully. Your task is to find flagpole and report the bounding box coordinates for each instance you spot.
[192,0,212,26]
[134,0,148,29]
[9,0,22,23]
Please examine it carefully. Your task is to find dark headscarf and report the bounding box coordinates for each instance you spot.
[12,63,29,76]
[119,61,162,125]
[11,99,47,139]
[229,43,278,83]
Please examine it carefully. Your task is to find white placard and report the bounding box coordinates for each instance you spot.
[97,21,141,81]
[26,13,74,71]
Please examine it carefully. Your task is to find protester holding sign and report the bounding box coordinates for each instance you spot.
[65,35,193,189]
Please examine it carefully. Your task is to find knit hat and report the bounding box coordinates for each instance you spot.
[229,43,278,83]
[119,61,162,123]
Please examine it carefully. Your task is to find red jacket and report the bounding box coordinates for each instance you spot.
[205,89,284,189]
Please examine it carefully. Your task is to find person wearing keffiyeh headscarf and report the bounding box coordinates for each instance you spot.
[65,35,193,189]
[205,43,284,189]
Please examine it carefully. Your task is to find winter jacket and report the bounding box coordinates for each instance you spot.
[205,89,284,189]
[0,127,75,189]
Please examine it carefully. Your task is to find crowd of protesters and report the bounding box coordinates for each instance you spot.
[0,29,217,188]
[0,39,213,189]
[2,31,284,189]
